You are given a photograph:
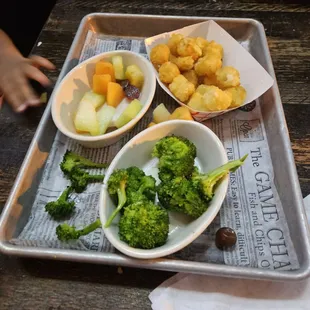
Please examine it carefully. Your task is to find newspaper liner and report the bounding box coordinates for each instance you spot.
[144,20,274,121]
[11,32,299,271]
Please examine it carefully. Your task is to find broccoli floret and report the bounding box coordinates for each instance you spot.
[104,169,128,228]
[45,186,75,220]
[152,135,196,180]
[60,150,108,177]
[126,175,156,205]
[157,177,209,218]
[158,168,174,183]
[125,166,156,205]
[118,201,169,249]
[69,167,104,193]
[192,155,248,201]
[152,135,196,159]
[56,219,102,241]
[126,166,145,191]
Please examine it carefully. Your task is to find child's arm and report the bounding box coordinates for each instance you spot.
[0,29,55,112]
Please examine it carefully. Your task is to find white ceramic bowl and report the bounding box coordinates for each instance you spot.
[51,50,156,148]
[99,120,229,259]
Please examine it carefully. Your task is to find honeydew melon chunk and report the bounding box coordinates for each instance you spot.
[82,91,105,109]
[97,104,116,135]
[109,101,128,128]
[74,100,100,136]
[115,99,142,128]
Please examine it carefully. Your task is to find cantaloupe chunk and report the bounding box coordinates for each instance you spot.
[95,61,116,81]
[169,106,194,121]
[93,74,112,95]
[147,122,157,128]
[107,82,125,107]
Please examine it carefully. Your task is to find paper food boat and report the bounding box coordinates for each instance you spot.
[144,20,274,121]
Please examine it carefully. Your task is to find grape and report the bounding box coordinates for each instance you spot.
[124,84,141,100]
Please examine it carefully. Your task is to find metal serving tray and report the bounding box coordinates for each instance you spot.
[0,13,309,281]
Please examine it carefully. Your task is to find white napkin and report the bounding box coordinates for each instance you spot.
[149,195,310,310]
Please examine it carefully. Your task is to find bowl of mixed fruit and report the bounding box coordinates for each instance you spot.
[51,50,156,148]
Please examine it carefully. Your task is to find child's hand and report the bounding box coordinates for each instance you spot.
[0,44,55,113]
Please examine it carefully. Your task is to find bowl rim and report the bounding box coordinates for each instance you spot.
[99,119,229,259]
[51,50,156,142]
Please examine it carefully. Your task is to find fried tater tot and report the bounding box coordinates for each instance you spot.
[167,33,184,56]
[195,37,209,50]
[203,74,218,86]
[194,55,222,76]
[170,54,194,71]
[215,66,240,89]
[150,44,170,69]
[195,84,209,95]
[188,85,232,111]
[225,85,247,108]
[177,38,202,61]
[202,40,224,59]
[182,70,198,88]
[159,61,180,84]
[169,75,195,102]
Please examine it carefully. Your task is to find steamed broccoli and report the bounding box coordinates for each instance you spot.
[69,167,105,193]
[157,156,248,218]
[60,150,108,177]
[118,201,169,249]
[158,168,175,183]
[125,167,156,205]
[56,219,101,241]
[45,186,75,220]
[192,155,248,201]
[104,169,129,228]
[157,177,209,218]
[152,135,196,181]
[105,167,157,227]
[126,166,145,191]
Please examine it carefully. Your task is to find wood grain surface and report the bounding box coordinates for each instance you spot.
[0,1,309,309]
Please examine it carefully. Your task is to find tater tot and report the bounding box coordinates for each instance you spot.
[159,62,180,84]
[215,66,240,89]
[194,55,222,76]
[169,75,195,102]
[195,37,209,50]
[202,40,224,59]
[195,84,210,95]
[188,85,232,111]
[177,38,202,61]
[167,33,184,56]
[225,86,247,108]
[170,54,194,71]
[203,74,218,86]
[182,70,198,88]
[150,44,170,69]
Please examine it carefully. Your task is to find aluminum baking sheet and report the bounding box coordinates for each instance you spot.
[0,13,309,281]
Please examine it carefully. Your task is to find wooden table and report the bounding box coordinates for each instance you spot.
[0,1,309,308]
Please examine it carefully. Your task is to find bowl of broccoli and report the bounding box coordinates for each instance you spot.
[99,120,247,259]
